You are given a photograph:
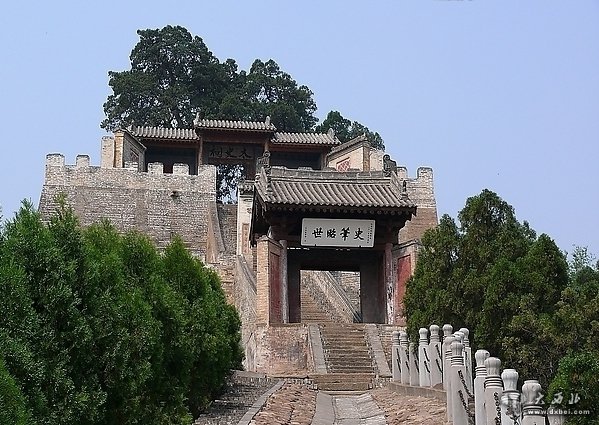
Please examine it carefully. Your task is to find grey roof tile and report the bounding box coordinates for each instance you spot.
[129,126,198,140]
[255,167,414,210]
[194,118,276,131]
[272,132,341,146]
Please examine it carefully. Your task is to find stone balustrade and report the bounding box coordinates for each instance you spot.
[390,325,580,425]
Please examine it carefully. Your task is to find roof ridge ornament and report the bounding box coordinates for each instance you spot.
[383,154,397,177]
[256,150,271,182]
[327,127,335,138]
[265,116,271,127]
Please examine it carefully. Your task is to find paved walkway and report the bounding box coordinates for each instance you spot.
[194,380,447,425]
[312,392,386,425]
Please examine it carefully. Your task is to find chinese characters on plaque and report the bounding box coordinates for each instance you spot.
[204,143,255,160]
[301,218,375,248]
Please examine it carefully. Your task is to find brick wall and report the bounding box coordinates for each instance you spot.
[217,204,237,253]
[39,153,216,258]
[398,167,438,243]
[302,270,357,323]
[251,324,313,376]
[333,271,361,310]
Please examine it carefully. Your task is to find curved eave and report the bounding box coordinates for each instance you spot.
[262,202,416,216]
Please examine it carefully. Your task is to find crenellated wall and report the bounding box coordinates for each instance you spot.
[39,153,216,258]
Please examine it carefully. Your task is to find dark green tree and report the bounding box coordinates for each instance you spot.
[404,190,569,386]
[544,253,599,424]
[240,59,317,131]
[0,201,242,425]
[0,357,29,425]
[316,110,385,150]
[102,26,229,130]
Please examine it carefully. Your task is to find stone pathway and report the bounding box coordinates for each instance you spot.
[312,392,386,425]
[370,388,446,425]
[249,383,317,425]
[195,379,447,425]
[192,372,277,425]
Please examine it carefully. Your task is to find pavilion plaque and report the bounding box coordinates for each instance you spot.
[301,218,375,248]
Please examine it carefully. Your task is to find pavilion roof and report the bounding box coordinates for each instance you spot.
[128,125,198,141]
[271,132,340,146]
[125,121,340,146]
[194,118,277,132]
[254,166,415,212]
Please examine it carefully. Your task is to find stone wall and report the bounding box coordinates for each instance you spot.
[217,204,237,253]
[251,324,313,376]
[398,166,438,243]
[391,241,421,325]
[39,153,216,258]
[333,271,361,311]
[235,256,258,371]
[301,270,358,323]
[236,184,254,260]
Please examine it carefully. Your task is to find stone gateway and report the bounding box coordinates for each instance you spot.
[39,117,438,378]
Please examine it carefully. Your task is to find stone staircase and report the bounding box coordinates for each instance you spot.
[311,322,376,391]
[300,288,334,323]
[301,283,377,391]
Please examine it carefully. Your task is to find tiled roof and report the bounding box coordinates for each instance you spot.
[194,118,277,132]
[329,134,369,154]
[255,167,414,210]
[272,132,341,146]
[128,126,198,140]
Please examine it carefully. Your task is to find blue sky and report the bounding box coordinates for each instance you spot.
[1,1,597,256]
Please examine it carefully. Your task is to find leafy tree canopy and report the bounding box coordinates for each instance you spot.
[315,110,385,150]
[404,189,569,385]
[0,200,242,425]
[405,189,599,415]
[102,25,382,143]
[103,26,386,203]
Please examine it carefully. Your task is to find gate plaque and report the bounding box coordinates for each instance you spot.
[301,218,375,248]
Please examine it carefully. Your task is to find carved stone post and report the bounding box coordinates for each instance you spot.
[399,331,410,385]
[474,349,490,425]
[409,341,419,386]
[392,330,401,382]
[444,335,456,423]
[500,369,520,425]
[429,324,443,387]
[484,357,503,425]
[521,379,545,425]
[450,341,470,425]
[418,328,431,387]
[458,327,472,391]
[442,324,454,389]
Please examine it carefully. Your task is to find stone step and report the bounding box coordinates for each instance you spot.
[323,339,368,345]
[310,373,374,391]
[329,367,372,373]
[325,347,370,354]
[328,364,374,371]
[326,359,372,366]
[325,352,371,359]
[310,373,374,383]
[316,381,372,391]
